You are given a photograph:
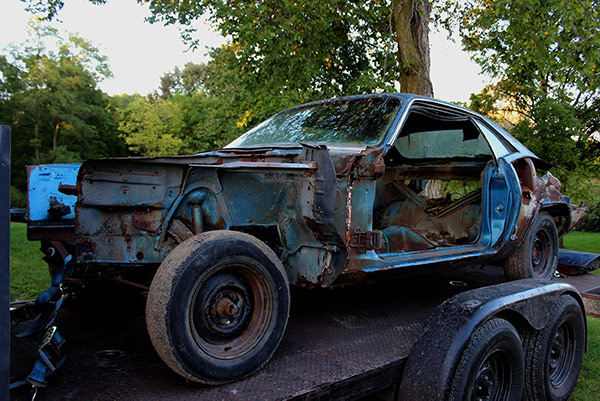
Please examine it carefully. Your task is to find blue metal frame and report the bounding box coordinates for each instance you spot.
[27,164,80,223]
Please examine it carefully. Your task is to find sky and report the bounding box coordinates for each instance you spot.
[0,0,491,103]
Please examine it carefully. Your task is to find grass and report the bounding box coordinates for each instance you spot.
[562,231,600,400]
[572,317,600,401]
[563,231,600,254]
[7,223,600,398]
[9,222,49,301]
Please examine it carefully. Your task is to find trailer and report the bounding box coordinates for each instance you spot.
[9,94,596,399]
[10,265,595,401]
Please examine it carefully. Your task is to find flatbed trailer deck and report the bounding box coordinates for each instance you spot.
[10,265,599,400]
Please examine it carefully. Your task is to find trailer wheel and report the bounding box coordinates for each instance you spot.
[504,212,558,281]
[522,295,585,401]
[146,230,290,384]
[449,318,524,401]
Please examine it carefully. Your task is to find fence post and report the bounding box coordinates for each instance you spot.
[0,125,10,399]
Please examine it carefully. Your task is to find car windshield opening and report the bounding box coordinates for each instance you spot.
[227,97,403,148]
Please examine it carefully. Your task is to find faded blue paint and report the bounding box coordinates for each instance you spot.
[485,159,520,246]
[361,246,494,272]
[28,164,80,222]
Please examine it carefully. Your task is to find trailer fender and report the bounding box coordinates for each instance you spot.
[397,278,585,400]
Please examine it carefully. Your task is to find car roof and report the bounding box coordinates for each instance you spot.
[228,93,549,168]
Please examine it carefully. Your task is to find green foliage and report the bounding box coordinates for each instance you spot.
[0,20,128,192]
[461,1,600,198]
[10,185,27,208]
[157,61,207,98]
[22,0,107,21]
[145,0,398,98]
[579,203,600,233]
[118,96,185,156]
[459,0,599,94]
[150,45,304,153]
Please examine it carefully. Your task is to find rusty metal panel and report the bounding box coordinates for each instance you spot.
[78,160,184,208]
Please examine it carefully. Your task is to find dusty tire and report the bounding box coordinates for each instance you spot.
[504,212,558,281]
[146,230,290,384]
[449,318,524,401]
[522,295,585,401]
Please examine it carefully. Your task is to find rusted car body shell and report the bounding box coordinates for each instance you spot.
[27,94,587,288]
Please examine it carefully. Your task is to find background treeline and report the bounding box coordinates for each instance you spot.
[2,0,599,231]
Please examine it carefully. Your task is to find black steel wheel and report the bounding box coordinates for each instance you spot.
[504,212,558,281]
[146,230,290,384]
[449,318,524,401]
[522,295,586,401]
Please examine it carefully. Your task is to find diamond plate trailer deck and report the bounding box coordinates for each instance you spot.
[10,266,598,401]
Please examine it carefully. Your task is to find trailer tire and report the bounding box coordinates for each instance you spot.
[449,318,524,401]
[146,230,290,385]
[504,212,558,281]
[522,295,585,401]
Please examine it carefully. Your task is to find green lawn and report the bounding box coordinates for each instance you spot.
[572,317,600,401]
[7,223,600,398]
[9,222,48,301]
[562,231,600,400]
[563,231,600,254]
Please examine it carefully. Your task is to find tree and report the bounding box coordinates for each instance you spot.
[157,61,207,99]
[152,47,256,152]
[118,96,185,156]
[0,20,127,195]
[23,0,437,97]
[144,0,439,96]
[455,0,600,199]
[392,0,433,96]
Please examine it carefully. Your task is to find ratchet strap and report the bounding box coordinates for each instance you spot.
[10,254,72,396]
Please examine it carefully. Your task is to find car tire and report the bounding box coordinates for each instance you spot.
[449,318,524,401]
[504,212,558,281]
[522,295,585,401]
[146,230,290,384]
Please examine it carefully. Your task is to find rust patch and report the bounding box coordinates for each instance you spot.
[121,216,133,250]
[58,183,78,196]
[132,209,163,233]
[168,219,194,244]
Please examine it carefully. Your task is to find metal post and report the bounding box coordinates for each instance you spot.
[0,125,10,399]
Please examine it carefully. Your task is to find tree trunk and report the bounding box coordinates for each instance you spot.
[392,0,434,97]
